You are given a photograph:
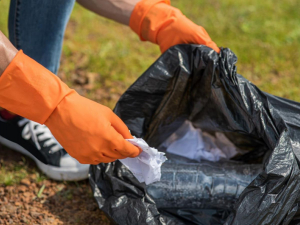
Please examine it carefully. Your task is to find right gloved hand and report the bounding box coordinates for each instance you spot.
[0,50,141,164]
[130,0,219,53]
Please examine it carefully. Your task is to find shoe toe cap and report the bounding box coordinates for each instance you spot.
[60,154,90,170]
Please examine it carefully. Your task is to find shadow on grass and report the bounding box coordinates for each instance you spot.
[42,181,110,224]
[0,144,39,185]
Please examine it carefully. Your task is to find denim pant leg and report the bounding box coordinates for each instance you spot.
[8,0,76,74]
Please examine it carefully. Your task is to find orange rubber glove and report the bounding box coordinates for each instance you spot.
[130,0,220,53]
[0,50,141,164]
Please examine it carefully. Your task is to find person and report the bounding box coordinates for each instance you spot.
[0,0,219,181]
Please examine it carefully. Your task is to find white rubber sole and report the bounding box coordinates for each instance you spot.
[0,136,89,181]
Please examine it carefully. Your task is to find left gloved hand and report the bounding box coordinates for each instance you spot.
[0,50,141,164]
[130,0,220,53]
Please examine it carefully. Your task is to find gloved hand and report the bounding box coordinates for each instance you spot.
[0,50,141,164]
[130,0,220,53]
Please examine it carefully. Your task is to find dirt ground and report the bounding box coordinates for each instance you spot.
[0,145,110,225]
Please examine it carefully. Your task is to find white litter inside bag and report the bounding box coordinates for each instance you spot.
[162,121,238,162]
[120,138,167,185]
[120,121,237,185]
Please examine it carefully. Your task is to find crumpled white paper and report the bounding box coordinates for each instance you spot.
[119,137,167,185]
[164,121,238,162]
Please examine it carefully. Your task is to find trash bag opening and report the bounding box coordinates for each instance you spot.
[90,45,300,225]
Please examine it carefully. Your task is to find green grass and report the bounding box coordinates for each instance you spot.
[0,157,34,185]
[0,0,299,184]
[37,184,46,198]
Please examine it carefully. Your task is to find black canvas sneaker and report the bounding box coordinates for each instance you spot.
[0,116,89,181]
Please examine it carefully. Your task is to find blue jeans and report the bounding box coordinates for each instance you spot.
[9,0,76,74]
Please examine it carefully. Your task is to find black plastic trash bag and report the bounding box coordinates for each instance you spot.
[89,45,300,225]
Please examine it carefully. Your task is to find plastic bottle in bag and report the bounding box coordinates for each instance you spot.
[147,158,262,209]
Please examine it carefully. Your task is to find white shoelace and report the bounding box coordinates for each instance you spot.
[18,118,63,154]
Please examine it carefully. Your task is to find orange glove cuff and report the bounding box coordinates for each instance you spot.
[129,0,170,41]
[0,50,72,124]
